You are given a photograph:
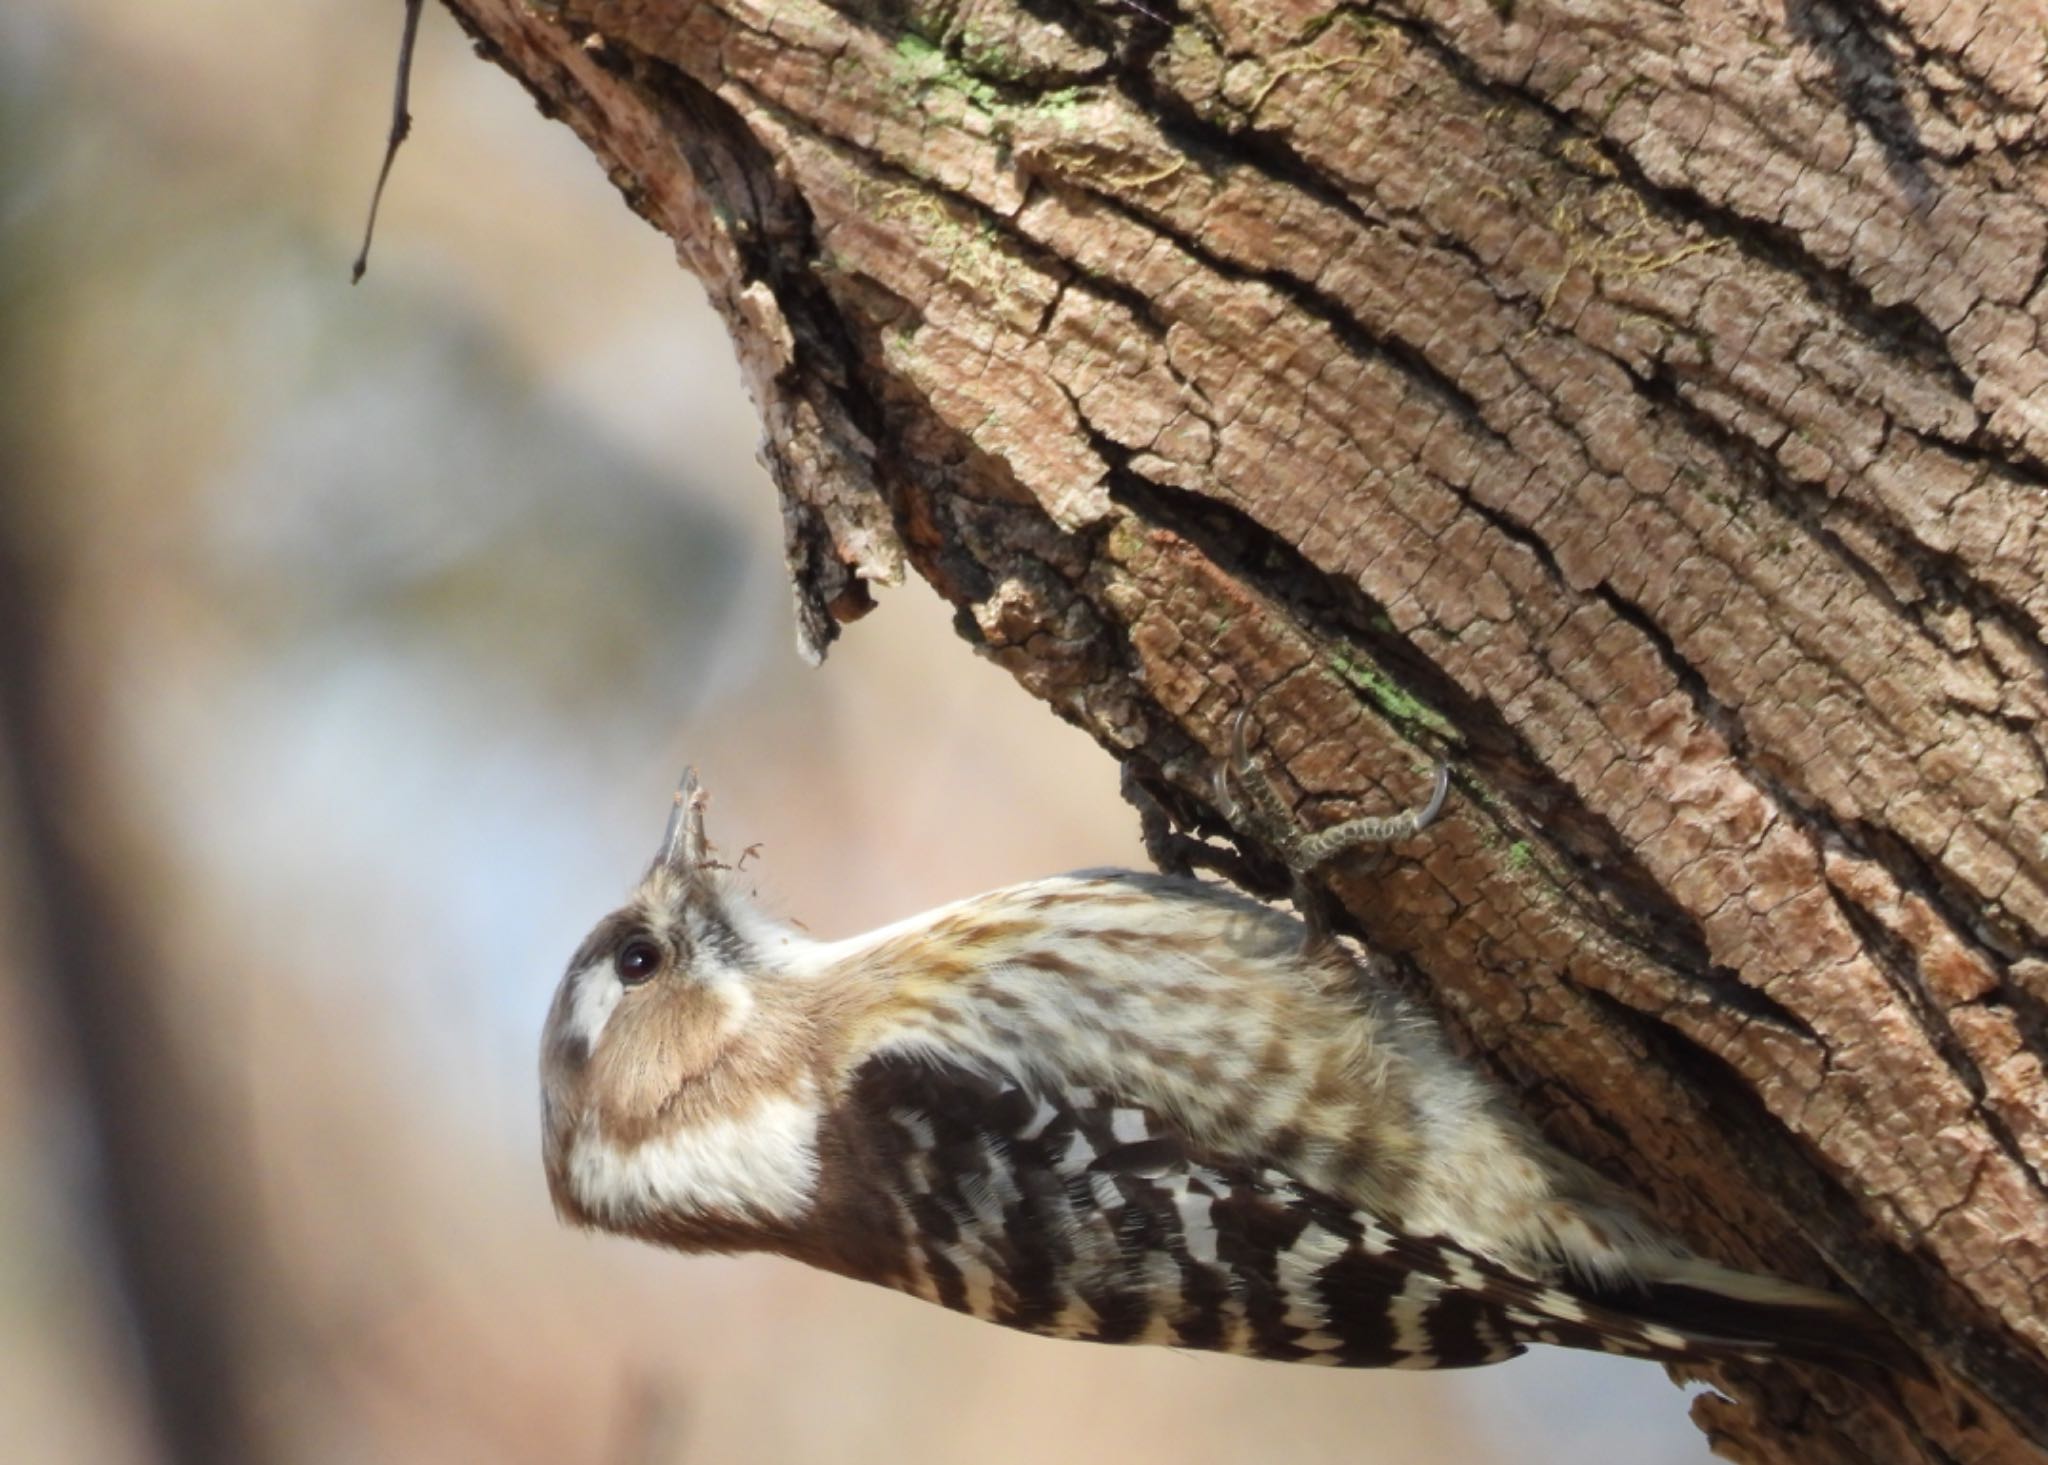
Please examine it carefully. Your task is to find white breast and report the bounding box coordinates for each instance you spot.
[568,1085,824,1226]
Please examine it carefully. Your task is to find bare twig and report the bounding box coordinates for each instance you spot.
[352,0,426,284]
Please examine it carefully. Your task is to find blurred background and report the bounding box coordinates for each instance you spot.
[0,3,1713,1461]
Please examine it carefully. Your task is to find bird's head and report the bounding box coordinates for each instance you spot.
[539,771,824,1245]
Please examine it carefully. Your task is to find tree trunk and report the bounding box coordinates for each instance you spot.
[427,0,2048,1458]
[0,406,279,1465]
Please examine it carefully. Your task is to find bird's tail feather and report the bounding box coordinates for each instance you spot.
[1587,1255,1924,1380]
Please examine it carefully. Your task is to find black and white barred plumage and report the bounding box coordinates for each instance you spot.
[844,1057,1896,1372]
[539,773,1908,1377]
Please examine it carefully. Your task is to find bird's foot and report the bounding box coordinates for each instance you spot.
[1213,703,1451,948]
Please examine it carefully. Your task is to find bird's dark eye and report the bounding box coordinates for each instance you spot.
[614,938,663,984]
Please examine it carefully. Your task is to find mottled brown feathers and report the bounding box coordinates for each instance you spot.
[540,851,1910,1380]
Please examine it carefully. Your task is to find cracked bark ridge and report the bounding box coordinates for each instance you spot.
[434,0,2048,1459]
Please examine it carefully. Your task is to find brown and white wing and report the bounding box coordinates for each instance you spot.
[818,1051,1807,1370]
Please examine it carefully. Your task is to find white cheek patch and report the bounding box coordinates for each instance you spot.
[566,965,623,1051]
[569,1084,824,1226]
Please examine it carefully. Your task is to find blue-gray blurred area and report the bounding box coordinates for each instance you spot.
[0,3,1711,1462]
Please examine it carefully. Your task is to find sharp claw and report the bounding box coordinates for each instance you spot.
[1416,764,1451,831]
[1214,701,1257,814]
[1209,688,1452,946]
[1216,693,1452,896]
[1229,702,1254,768]
[1286,759,1456,870]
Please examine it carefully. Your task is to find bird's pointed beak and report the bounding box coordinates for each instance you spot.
[654,767,710,876]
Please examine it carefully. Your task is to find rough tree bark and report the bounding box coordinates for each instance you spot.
[426,1,2048,1459]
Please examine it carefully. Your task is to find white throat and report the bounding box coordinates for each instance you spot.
[568,1084,825,1226]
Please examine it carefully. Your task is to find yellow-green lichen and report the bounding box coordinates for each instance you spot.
[1243,11,1390,117]
[1329,648,1459,741]
[892,32,1007,113]
[1535,185,1729,327]
[849,177,1019,297]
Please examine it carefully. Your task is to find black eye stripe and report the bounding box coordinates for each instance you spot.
[689,908,748,967]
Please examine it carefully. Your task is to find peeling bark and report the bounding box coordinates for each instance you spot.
[430,0,2048,1458]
